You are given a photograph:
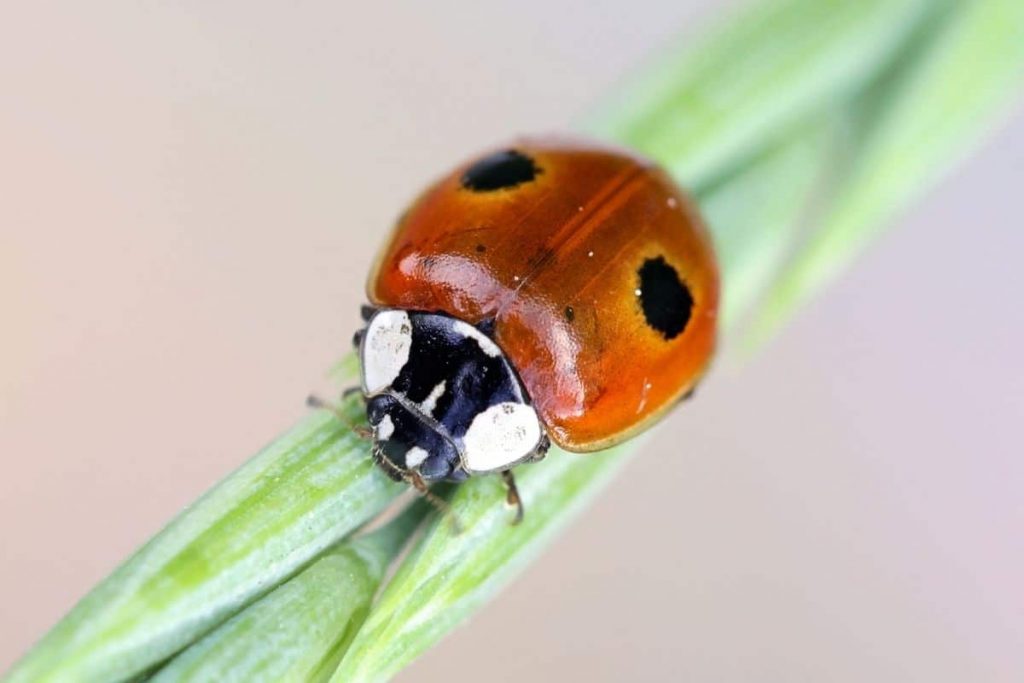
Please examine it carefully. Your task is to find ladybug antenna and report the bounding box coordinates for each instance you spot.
[501,470,525,525]
[306,393,372,440]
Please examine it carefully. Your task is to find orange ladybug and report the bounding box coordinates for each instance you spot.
[352,137,718,517]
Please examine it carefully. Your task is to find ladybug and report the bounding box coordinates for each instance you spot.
[349,137,718,519]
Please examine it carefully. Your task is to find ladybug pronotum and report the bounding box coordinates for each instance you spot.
[350,137,718,519]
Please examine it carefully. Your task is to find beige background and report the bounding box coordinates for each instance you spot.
[2,2,1023,680]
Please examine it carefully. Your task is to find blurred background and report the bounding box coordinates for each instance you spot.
[2,1,1022,680]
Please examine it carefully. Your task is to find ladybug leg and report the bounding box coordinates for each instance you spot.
[352,307,381,348]
[528,435,551,463]
[501,470,525,525]
[359,304,379,322]
[369,439,462,535]
[305,394,372,440]
[371,446,406,482]
[409,472,463,534]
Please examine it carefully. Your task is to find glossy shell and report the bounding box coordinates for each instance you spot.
[368,137,719,451]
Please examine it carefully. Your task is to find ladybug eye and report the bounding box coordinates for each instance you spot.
[461,149,539,192]
[637,256,693,340]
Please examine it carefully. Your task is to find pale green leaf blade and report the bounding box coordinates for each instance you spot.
[6,399,403,683]
[752,0,1024,340]
[584,0,939,188]
[329,446,631,683]
[149,504,426,683]
[701,117,835,334]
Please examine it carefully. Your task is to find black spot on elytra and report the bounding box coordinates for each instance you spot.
[564,306,575,322]
[461,149,539,192]
[637,257,693,340]
[475,243,487,253]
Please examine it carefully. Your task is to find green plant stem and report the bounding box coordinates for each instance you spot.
[328,444,634,683]
[6,404,402,683]
[584,0,939,189]
[751,0,1024,343]
[148,503,427,683]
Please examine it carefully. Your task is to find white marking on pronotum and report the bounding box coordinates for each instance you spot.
[462,402,543,473]
[405,446,429,469]
[666,196,678,209]
[420,380,446,415]
[362,310,413,393]
[376,414,395,441]
[452,320,501,358]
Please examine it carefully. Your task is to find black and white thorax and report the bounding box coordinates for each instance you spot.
[357,309,550,482]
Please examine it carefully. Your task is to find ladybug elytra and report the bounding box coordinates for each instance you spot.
[350,137,719,518]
